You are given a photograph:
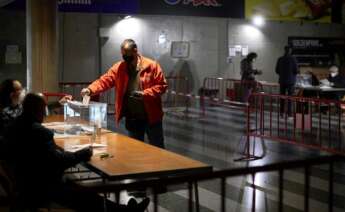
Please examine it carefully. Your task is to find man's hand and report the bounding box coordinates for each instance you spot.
[59,95,72,105]
[132,91,144,97]
[130,91,144,100]
[81,88,91,97]
[76,147,93,162]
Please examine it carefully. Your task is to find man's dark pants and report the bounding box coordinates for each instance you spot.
[125,118,165,149]
[280,84,295,116]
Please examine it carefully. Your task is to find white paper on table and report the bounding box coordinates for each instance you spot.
[54,133,80,139]
[42,122,66,127]
[320,85,332,89]
[320,79,331,86]
[64,143,107,153]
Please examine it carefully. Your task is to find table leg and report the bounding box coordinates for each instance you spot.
[194,181,200,212]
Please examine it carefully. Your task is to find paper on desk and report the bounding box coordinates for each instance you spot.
[65,143,107,153]
[320,85,332,89]
[320,79,331,86]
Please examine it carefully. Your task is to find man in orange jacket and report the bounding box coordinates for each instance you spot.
[81,39,167,148]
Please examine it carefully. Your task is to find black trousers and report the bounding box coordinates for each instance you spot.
[125,118,165,149]
[280,84,295,116]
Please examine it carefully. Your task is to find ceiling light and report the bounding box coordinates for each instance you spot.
[252,15,265,27]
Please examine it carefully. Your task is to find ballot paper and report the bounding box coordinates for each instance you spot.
[67,100,87,107]
[82,95,90,105]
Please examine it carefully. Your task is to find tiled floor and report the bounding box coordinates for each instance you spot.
[108,105,345,212]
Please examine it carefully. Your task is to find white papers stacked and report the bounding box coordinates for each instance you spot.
[64,143,107,154]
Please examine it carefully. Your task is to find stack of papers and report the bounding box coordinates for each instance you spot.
[64,143,107,153]
[320,85,332,89]
[320,79,331,86]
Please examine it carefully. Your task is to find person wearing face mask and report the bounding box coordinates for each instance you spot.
[325,65,345,101]
[0,79,24,133]
[328,65,345,88]
[81,39,168,149]
[240,52,262,102]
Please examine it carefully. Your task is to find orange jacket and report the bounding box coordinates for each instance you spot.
[88,55,168,125]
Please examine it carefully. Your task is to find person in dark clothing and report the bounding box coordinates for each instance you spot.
[3,93,149,212]
[327,65,345,100]
[0,79,72,160]
[328,65,345,88]
[0,79,24,133]
[240,52,262,102]
[0,79,72,134]
[276,46,298,116]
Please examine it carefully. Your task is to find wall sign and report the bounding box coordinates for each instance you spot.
[3,0,243,18]
[163,0,221,7]
[5,45,22,64]
[171,41,190,58]
[140,0,244,18]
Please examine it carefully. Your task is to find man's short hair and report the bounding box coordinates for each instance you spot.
[247,52,257,60]
[121,39,137,50]
[284,46,291,53]
[22,93,46,115]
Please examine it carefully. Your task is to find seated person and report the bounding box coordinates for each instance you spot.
[3,93,149,212]
[0,79,71,159]
[0,79,24,132]
[0,79,72,132]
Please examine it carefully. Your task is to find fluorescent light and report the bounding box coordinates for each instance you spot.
[252,15,265,27]
[115,17,140,37]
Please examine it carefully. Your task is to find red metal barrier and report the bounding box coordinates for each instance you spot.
[42,92,69,102]
[163,76,190,113]
[200,78,267,116]
[245,93,345,156]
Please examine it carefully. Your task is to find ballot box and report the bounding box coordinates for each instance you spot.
[63,101,107,135]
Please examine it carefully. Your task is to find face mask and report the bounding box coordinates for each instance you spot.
[122,55,134,63]
[331,72,338,77]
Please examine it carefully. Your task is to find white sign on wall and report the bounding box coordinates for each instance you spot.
[228,44,249,57]
[171,41,190,58]
[5,45,22,64]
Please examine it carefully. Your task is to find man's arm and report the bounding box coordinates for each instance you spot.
[37,126,92,170]
[87,64,118,95]
[275,58,281,74]
[142,62,168,98]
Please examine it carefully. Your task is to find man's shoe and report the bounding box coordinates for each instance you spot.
[127,197,150,212]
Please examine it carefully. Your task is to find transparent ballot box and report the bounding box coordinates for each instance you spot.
[63,101,107,136]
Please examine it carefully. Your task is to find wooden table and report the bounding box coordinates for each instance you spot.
[45,115,212,181]
[55,133,211,181]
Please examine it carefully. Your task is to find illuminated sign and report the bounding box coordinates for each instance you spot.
[164,0,221,7]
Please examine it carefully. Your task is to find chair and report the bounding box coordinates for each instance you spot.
[0,161,73,212]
